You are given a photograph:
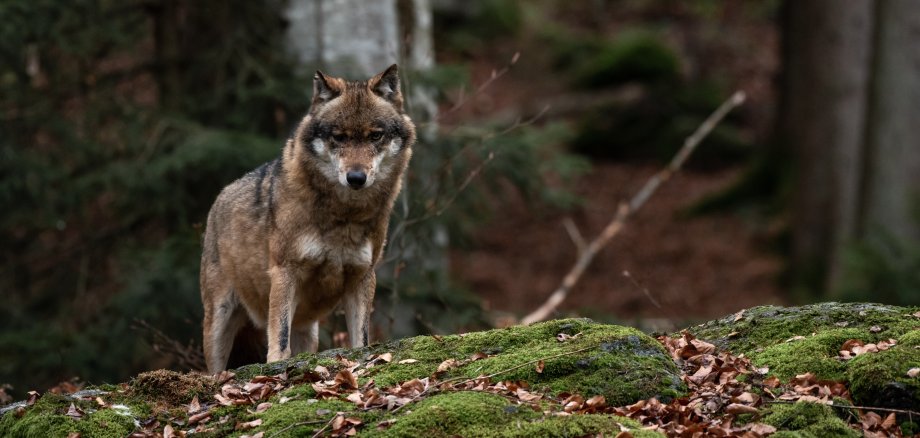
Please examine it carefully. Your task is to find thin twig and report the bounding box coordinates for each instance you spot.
[309,415,337,438]
[520,91,746,325]
[268,419,328,438]
[765,399,920,418]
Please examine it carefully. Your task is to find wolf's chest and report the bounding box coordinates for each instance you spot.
[295,230,373,268]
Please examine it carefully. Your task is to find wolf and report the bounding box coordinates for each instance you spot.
[199,64,415,373]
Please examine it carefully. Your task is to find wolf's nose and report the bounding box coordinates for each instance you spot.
[346,170,367,188]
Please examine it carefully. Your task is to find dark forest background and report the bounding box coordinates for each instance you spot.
[2,0,919,399]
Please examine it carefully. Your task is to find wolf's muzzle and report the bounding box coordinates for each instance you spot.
[346,170,367,189]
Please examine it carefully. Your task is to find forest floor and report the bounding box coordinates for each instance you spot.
[451,162,787,330]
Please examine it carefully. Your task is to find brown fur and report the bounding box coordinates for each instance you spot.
[200,65,415,372]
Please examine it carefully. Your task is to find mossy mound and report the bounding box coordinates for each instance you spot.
[240,318,685,406]
[1,318,678,437]
[129,369,218,405]
[688,302,920,411]
[763,402,859,438]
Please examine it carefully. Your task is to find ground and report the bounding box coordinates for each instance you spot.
[2,303,917,437]
[453,163,786,329]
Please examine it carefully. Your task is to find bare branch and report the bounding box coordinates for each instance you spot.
[562,218,586,253]
[520,91,746,325]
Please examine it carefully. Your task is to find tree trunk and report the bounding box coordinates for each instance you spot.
[858,0,920,245]
[783,0,874,293]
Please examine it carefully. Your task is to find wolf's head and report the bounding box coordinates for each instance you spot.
[294,64,416,191]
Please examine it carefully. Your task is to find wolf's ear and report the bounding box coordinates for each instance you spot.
[369,64,403,110]
[313,70,343,105]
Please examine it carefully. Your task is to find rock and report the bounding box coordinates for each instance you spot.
[688,302,920,412]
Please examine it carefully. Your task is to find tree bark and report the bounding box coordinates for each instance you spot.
[857,0,920,245]
[783,0,874,292]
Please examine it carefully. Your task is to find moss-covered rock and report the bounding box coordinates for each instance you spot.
[0,318,678,437]
[240,318,684,406]
[688,302,920,411]
[763,402,859,438]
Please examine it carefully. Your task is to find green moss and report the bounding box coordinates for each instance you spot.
[688,303,918,355]
[253,398,358,438]
[479,414,662,438]
[0,393,134,438]
[362,319,683,406]
[846,346,920,411]
[752,329,866,381]
[763,402,859,438]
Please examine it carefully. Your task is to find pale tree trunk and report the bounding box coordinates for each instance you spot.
[783,0,874,293]
[857,0,920,246]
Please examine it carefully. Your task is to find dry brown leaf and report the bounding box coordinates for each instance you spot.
[535,360,545,374]
[907,367,920,378]
[187,395,201,414]
[725,403,759,415]
[65,403,83,420]
[335,369,358,390]
[66,433,81,438]
[869,325,883,333]
[26,391,39,406]
[748,423,777,435]
[346,392,363,404]
[254,402,272,413]
[188,410,212,425]
[436,359,459,374]
[240,433,265,438]
[615,432,634,438]
[163,425,176,438]
[470,352,488,362]
[880,412,896,430]
[236,418,262,430]
[378,352,393,363]
[397,359,418,364]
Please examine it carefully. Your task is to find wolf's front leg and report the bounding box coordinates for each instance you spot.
[267,266,296,362]
[343,271,376,348]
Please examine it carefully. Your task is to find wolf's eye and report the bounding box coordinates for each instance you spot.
[332,133,347,142]
[368,131,384,142]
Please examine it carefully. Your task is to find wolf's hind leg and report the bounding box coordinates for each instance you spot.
[291,321,319,355]
[203,290,247,374]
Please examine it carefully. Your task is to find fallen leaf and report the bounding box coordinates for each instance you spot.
[236,418,262,430]
[254,402,272,413]
[469,352,488,362]
[725,403,759,415]
[785,335,806,342]
[163,425,176,438]
[535,360,545,374]
[378,352,393,363]
[733,309,745,322]
[335,369,358,390]
[65,403,83,420]
[26,391,39,406]
[436,358,459,374]
[907,367,920,378]
[187,395,201,414]
[749,423,777,435]
[346,392,363,404]
[869,325,883,333]
[880,412,896,430]
[614,431,634,438]
[66,433,81,438]
[397,359,418,364]
[240,433,265,438]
